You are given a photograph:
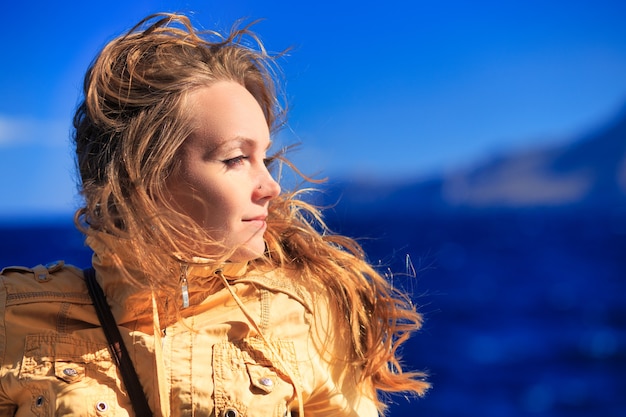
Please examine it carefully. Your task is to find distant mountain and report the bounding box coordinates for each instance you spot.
[326,105,626,213]
[443,107,626,209]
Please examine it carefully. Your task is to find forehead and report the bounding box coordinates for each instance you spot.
[184,81,270,149]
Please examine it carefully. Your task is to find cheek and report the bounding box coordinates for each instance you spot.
[180,176,236,224]
[166,170,210,220]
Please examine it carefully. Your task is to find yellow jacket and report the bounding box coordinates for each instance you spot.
[0,234,378,416]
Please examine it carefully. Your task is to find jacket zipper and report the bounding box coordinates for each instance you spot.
[180,263,189,308]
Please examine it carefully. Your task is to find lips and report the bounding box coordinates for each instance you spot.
[242,216,267,231]
[243,214,267,222]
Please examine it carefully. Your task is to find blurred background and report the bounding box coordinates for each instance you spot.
[1,1,625,416]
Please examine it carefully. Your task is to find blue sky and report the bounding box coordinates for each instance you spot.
[1,0,625,217]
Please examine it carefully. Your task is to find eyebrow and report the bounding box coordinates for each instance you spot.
[215,136,273,152]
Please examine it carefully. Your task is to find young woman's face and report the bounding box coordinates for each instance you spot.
[167,81,281,261]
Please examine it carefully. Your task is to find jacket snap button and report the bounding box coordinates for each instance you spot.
[35,396,44,407]
[96,401,109,412]
[45,261,63,272]
[224,409,238,417]
[63,368,78,377]
[259,377,274,387]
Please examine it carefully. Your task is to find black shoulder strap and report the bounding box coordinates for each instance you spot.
[84,267,153,417]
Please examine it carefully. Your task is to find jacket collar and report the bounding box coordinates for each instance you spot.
[86,231,249,279]
[85,231,249,329]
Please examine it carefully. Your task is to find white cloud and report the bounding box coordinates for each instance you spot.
[0,115,69,148]
[0,144,78,217]
[0,116,76,216]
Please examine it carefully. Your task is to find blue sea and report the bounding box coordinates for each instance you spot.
[1,202,624,416]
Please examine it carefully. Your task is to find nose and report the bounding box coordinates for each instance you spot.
[254,165,281,201]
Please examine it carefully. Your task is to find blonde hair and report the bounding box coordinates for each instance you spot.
[73,12,429,408]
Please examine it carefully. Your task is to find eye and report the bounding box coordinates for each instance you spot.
[264,156,276,168]
[223,155,248,167]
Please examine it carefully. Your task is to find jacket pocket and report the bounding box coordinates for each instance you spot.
[18,334,130,416]
[213,338,299,417]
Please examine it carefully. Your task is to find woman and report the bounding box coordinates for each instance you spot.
[0,13,428,416]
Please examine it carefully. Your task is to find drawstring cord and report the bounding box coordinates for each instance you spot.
[151,293,171,415]
[215,269,305,417]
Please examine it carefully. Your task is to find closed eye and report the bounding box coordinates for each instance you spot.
[222,155,248,167]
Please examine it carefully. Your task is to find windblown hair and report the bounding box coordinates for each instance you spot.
[73,12,429,408]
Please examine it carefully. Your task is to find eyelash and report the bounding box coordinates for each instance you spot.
[264,156,276,167]
[222,155,248,167]
[223,155,276,168]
